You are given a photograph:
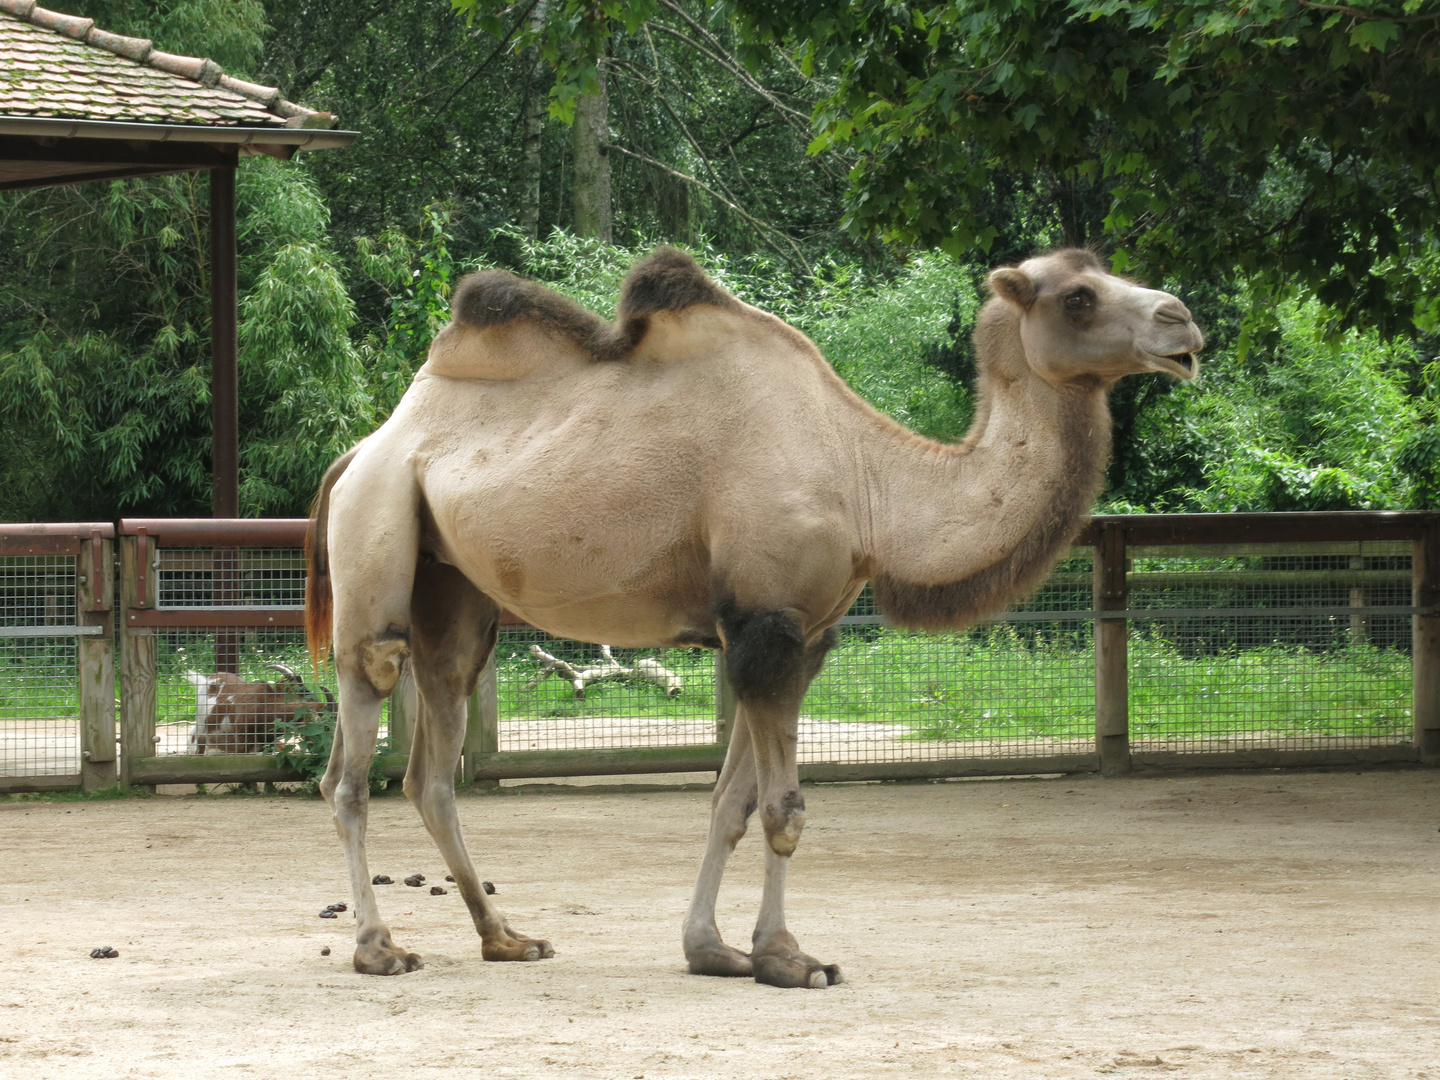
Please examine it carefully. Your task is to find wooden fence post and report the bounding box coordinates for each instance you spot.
[1413,518,1440,765]
[1094,522,1131,776]
[388,667,414,754]
[715,653,736,747]
[77,533,116,792]
[119,533,157,788]
[464,656,500,787]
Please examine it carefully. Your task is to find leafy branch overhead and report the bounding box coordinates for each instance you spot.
[725,0,1440,335]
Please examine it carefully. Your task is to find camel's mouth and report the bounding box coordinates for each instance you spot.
[1145,349,1200,381]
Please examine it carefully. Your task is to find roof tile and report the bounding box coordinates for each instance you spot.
[0,1,336,129]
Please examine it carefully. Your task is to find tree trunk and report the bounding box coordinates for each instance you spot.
[517,0,549,241]
[572,63,612,242]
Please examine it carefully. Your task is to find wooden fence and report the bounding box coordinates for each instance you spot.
[1,512,1437,794]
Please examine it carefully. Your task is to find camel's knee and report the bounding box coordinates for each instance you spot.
[348,626,410,698]
[714,789,756,849]
[761,789,805,856]
[329,779,369,838]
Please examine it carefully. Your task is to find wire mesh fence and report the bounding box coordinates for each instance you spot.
[3,515,1435,793]
[146,544,337,758]
[0,554,81,777]
[1128,541,1414,754]
[801,555,1095,764]
[495,627,718,752]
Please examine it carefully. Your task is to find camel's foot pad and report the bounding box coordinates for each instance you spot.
[482,933,554,962]
[753,948,843,989]
[686,941,754,978]
[353,937,423,976]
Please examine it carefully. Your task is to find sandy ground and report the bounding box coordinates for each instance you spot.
[1,769,1437,1080]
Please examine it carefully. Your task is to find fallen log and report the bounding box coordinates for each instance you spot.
[524,644,682,698]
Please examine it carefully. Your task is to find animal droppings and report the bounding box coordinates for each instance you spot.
[319,909,337,919]
[320,946,331,956]
[445,875,455,882]
[89,946,118,959]
[404,874,425,887]
[430,886,447,895]
[483,881,496,895]
[326,902,347,912]
[372,874,393,885]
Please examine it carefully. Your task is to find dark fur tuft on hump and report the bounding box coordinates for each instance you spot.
[616,246,738,320]
[448,247,737,362]
[451,270,615,353]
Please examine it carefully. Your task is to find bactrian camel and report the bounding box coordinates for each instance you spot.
[306,247,1202,987]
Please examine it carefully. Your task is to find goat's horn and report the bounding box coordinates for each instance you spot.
[266,662,300,680]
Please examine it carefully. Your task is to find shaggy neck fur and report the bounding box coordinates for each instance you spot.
[866,299,1112,630]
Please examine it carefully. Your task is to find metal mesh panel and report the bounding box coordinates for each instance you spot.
[158,548,305,607]
[800,555,1096,763]
[494,626,718,751]
[1,555,79,776]
[1129,542,1412,752]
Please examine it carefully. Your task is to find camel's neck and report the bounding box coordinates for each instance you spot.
[859,304,1111,629]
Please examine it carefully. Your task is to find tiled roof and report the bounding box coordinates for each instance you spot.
[0,0,335,129]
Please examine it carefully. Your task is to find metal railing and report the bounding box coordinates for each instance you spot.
[2,512,1437,794]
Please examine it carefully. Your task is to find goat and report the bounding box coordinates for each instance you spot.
[188,664,332,755]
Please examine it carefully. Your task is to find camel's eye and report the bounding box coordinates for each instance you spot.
[1063,291,1092,312]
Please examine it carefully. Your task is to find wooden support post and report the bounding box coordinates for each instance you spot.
[210,164,239,519]
[463,656,500,787]
[77,535,116,791]
[388,666,414,755]
[1094,522,1131,776]
[1349,553,1370,644]
[119,534,157,788]
[715,653,736,746]
[1413,519,1440,765]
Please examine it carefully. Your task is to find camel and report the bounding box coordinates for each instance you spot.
[305,246,1202,987]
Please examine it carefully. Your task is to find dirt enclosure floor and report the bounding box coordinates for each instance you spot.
[2,770,1437,1080]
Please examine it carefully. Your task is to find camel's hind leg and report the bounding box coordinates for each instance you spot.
[320,453,422,975]
[405,560,554,963]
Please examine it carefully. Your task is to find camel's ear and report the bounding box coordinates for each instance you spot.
[987,267,1035,309]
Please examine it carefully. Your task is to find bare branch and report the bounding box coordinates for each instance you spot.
[604,142,812,275]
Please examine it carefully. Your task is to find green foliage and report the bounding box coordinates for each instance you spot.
[730,0,1440,336]
[0,160,372,519]
[1172,300,1425,511]
[268,702,391,795]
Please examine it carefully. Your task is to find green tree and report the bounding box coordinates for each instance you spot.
[727,0,1440,336]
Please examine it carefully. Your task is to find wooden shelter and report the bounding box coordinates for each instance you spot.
[0,0,357,515]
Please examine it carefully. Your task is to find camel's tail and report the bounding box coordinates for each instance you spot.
[305,446,361,679]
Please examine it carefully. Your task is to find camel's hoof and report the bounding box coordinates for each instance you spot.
[482,936,553,962]
[353,943,423,976]
[754,953,842,989]
[686,943,754,978]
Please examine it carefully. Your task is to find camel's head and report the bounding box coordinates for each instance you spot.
[986,249,1203,387]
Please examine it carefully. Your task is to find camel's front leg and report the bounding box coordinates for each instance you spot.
[320,669,421,975]
[722,612,840,989]
[683,706,757,976]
